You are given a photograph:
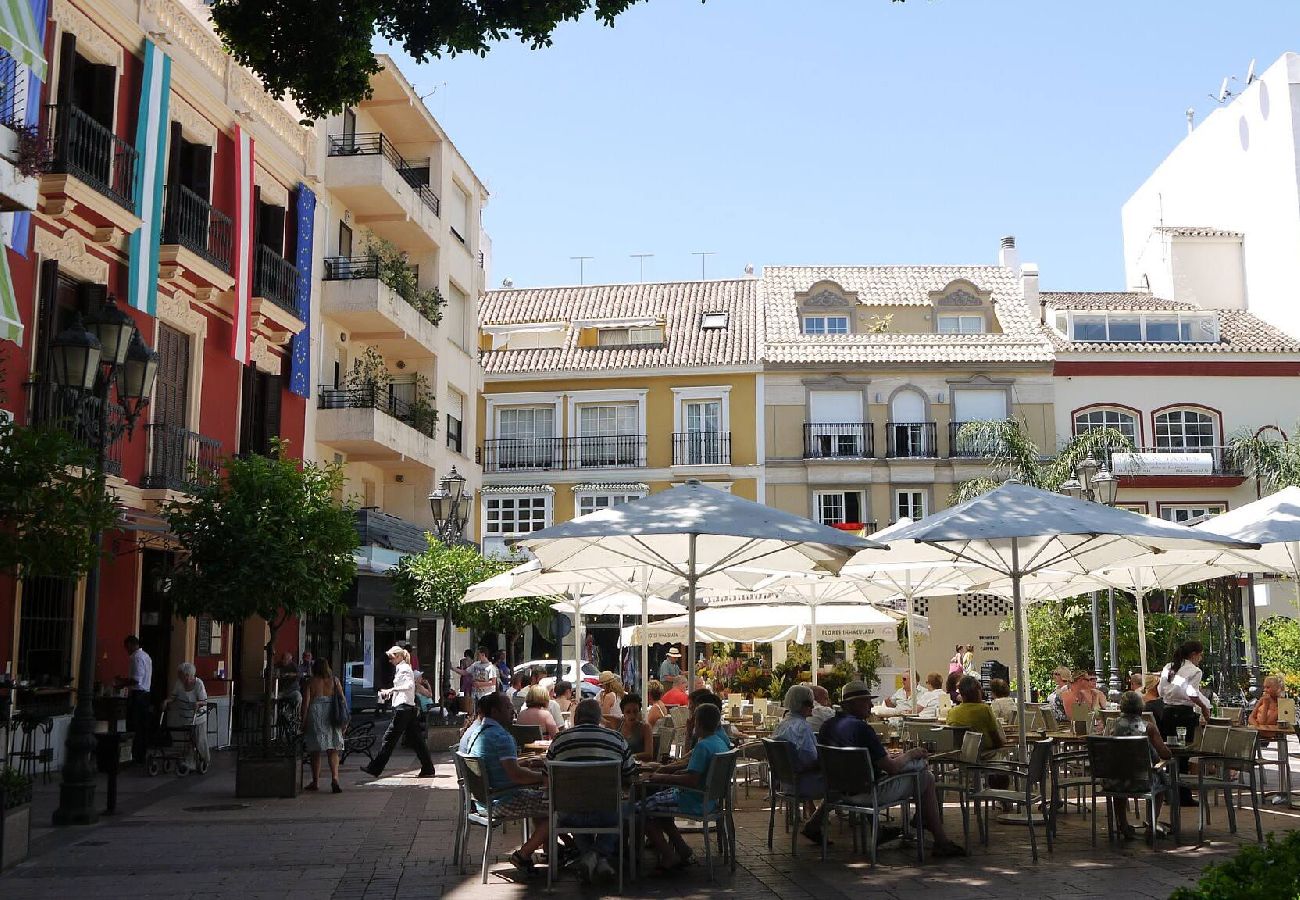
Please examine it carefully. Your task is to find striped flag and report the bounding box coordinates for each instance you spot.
[231,124,254,363]
[126,38,170,315]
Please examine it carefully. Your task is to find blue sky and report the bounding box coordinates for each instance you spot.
[383,1,1300,290]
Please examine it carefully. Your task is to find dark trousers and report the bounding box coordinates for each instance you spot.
[369,704,434,775]
[128,690,151,763]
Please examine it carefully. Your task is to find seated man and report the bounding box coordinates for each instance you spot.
[915,672,948,718]
[462,693,550,874]
[661,675,690,707]
[805,680,966,858]
[546,699,636,883]
[886,673,914,711]
[640,703,729,872]
[1249,675,1283,728]
[772,684,825,801]
[944,675,1006,754]
[810,685,836,730]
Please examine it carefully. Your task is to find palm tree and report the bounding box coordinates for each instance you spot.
[1225,427,1300,496]
[950,418,1135,503]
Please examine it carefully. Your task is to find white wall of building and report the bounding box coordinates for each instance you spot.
[1122,53,1300,335]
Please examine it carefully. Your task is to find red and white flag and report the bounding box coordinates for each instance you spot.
[231,125,255,363]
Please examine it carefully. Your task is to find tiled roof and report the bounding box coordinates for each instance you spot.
[1042,291,1300,354]
[480,279,760,374]
[762,265,1055,365]
[1155,226,1244,238]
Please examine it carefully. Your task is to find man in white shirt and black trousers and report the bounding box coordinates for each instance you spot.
[115,635,153,764]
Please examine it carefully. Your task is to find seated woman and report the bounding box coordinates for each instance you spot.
[945,675,1006,754]
[988,678,1017,725]
[1106,690,1172,840]
[771,684,825,800]
[915,672,948,718]
[619,693,655,762]
[645,680,669,731]
[516,685,559,740]
[944,671,962,705]
[164,662,209,770]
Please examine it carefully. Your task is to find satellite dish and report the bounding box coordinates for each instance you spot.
[1218,77,1230,103]
[1246,58,1257,84]
[501,277,514,288]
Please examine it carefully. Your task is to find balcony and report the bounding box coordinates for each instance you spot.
[0,50,35,212]
[480,435,647,473]
[24,380,123,476]
[253,244,299,315]
[319,383,437,439]
[672,431,731,466]
[803,423,874,459]
[43,103,138,215]
[1106,445,1243,479]
[325,132,441,249]
[321,255,440,354]
[317,383,439,470]
[948,421,1008,459]
[885,422,937,459]
[141,424,221,492]
[161,184,233,275]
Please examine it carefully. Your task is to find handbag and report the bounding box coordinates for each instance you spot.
[331,678,351,728]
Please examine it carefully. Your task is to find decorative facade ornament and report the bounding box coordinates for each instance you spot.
[156,287,209,339]
[170,95,217,147]
[936,289,983,307]
[249,334,279,375]
[53,0,123,68]
[802,288,852,309]
[35,226,108,283]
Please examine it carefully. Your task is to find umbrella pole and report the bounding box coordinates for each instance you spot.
[1135,590,1150,680]
[811,603,819,687]
[686,532,698,690]
[1010,538,1029,765]
[641,593,650,702]
[904,575,918,706]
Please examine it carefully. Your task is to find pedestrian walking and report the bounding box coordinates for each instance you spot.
[302,658,346,792]
[363,646,436,779]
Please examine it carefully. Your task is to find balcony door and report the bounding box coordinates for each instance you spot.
[683,399,722,464]
[497,407,555,469]
[808,390,864,457]
[239,365,281,457]
[889,389,929,457]
[577,403,638,467]
[152,324,191,485]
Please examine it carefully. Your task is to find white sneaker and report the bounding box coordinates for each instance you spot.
[594,857,616,881]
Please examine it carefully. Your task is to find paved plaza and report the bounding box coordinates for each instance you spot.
[5,739,1300,900]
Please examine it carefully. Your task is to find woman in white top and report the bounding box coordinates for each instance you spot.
[1157,640,1212,743]
[362,646,437,779]
[164,662,209,770]
[597,671,626,721]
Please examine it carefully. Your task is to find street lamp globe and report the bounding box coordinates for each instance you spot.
[49,315,102,392]
[117,329,160,407]
[442,466,466,503]
[427,488,448,521]
[1075,453,1100,491]
[1059,477,1085,501]
[1091,465,1119,507]
[85,294,136,367]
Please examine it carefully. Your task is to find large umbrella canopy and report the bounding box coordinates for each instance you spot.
[1192,487,1300,584]
[620,602,921,646]
[514,480,884,680]
[849,481,1258,761]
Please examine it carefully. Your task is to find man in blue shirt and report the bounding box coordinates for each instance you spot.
[639,702,728,873]
[461,693,551,874]
[808,680,965,858]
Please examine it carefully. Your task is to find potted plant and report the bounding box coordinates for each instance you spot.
[0,765,32,871]
[163,442,358,798]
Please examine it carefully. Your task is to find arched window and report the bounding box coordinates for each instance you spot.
[1154,407,1218,451]
[1074,407,1139,444]
[888,388,933,457]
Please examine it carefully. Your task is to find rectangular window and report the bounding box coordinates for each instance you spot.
[449,183,471,244]
[484,495,550,535]
[937,315,984,334]
[445,388,465,453]
[494,406,556,469]
[1072,315,1108,341]
[1158,504,1225,525]
[1107,315,1142,341]
[577,403,639,466]
[802,315,849,335]
[814,490,864,527]
[701,312,728,330]
[596,326,663,346]
[445,416,462,453]
[895,490,926,522]
[577,492,645,516]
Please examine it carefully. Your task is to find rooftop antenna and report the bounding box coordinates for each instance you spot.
[501,277,514,288]
[691,251,715,280]
[417,82,446,103]
[570,256,593,285]
[1186,107,1196,135]
[630,253,654,282]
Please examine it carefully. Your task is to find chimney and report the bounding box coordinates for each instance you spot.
[998,235,1019,270]
[1020,263,1042,323]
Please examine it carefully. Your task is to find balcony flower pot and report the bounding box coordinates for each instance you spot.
[1,767,33,871]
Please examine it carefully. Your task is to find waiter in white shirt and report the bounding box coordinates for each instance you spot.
[1157,639,1212,743]
[115,635,153,763]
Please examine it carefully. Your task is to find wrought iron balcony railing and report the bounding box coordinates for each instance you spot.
[141,424,221,492]
[327,132,440,217]
[317,383,437,439]
[44,103,138,210]
[672,431,731,466]
[885,422,937,459]
[803,423,874,459]
[162,183,233,273]
[253,244,300,316]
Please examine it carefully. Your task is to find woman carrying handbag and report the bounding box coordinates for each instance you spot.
[363,646,437,779]
[301,658,347,793]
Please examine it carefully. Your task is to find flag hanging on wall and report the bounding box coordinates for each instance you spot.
[8,0,49,258]
[125,38,171,315]
[230,124,255,363]
[289,183,314,398]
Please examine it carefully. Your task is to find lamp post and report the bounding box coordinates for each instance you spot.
[49,296,158,826]
[427,466,471,701]
[1059,453,1123,699]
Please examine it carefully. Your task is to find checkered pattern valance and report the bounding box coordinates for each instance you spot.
[957,594,1010,618]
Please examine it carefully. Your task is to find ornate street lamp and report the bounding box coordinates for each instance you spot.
[49,296,158,827]
[427,466,472,700]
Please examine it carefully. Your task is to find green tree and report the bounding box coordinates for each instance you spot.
[1226,426,1300,495]
[162,442,358,747]
[1257,616,1300,691]
[0,414,119,579]
[950,418,1134,504]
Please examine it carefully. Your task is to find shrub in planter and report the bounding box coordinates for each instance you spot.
[1169,829,1300,900]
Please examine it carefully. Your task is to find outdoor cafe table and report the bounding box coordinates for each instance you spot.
[1253,723,1299,807]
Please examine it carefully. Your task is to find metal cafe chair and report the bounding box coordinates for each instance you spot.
[506,723,543,751]
[1190,727,1265,844]
[455,752,536,883]
[1085,736,1169,847]
[816,744,925,866]
[762,738,825,857]
[545,759,628,891]
[663,749,739,879]
[931,730,984,850]
[968,738,1054,862]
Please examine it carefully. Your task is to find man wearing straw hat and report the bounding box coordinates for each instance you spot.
[658,646,682,682]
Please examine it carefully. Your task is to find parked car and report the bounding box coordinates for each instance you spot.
[513,659,600,698]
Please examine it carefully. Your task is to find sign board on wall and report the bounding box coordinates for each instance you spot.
[1111,452,1214,476]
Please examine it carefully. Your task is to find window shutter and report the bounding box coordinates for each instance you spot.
[56,34,75,105]
[262,372,282,450]
[34,259,59,375]
[239,364,257,456]
[447,389,464,421]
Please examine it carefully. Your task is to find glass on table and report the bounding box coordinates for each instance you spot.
[1175,726,1188,745]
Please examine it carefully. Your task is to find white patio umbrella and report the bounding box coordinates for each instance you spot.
[1192,486,1300,590]
[513,480,883,682]
[620,602,922,647]
[847,481,1258,762]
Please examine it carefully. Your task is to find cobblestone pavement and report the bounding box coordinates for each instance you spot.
[5,743,1300,900]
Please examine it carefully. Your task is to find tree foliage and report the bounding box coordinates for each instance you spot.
[1258,615,1300,691]
[210,0,650,119]
[1226,426,1300,495]
[949,418,1134,504]
[0,413,119,579]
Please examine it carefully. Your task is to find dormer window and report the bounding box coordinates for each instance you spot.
[937,314,984,334]
[598,325,663,346]
[802,315,849,335]
[1053,310,1219,343]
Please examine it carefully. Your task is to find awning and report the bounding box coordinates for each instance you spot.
[0,0,46,80]
[0,244,20,344]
